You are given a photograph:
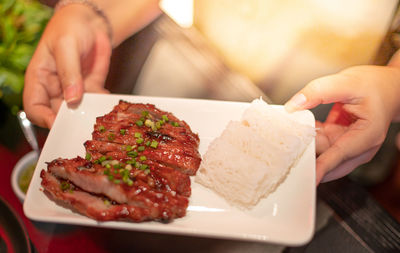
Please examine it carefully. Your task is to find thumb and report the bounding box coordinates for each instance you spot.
[54,37,84,105]
[284,74,355,112]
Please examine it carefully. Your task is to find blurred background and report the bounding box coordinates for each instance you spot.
[1,0,400,223]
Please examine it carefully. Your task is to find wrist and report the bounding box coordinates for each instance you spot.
[55,0,113,44]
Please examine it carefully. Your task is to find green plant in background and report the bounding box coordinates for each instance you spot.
[0,0,52,115]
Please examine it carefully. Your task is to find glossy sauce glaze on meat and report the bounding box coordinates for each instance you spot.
[40,100,201,222]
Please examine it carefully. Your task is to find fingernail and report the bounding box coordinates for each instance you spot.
[285,93,307,112]
[64,85,79,104]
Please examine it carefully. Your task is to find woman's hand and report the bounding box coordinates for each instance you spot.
[23,4,112,128]
[285,65,400,184]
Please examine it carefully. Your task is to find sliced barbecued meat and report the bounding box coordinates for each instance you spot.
[41,100,200,222]
[84,139,200,176]
[41,170,188,222]
[47,157,191,199]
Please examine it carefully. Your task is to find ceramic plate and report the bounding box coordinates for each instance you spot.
[24,93,316,246]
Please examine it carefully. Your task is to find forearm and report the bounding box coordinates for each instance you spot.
[84,0,161,46]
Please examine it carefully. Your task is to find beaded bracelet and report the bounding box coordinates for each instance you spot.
[55,0,113,43]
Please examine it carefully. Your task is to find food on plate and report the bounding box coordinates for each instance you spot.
[196,98,315,209]
[40,101,201,222]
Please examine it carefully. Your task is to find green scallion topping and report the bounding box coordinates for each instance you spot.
[145,141,151,146]
[155,121,161,130]
[103,168,110,175]
[140,164,148,170]
[137,146,145,152]
[136,138,144,144]
[126,159,136,165]
[135,120,143,126]
[120,129,126,135]
[108,175,114,181]
[105,164,111,169]
[127,179,133,186]
[142,111,149,117]
[162,115,169,122]
[85,153,92,161]
[113,164,121,169]
[150,140,158,148]
[60,181,70,191]
[108,133,115,141]
[171,122,180,127]
[126,145,133,151]
[99,156,107,162]
[134,132,141,138]
[113,179,121,184]
[99,125,105,132]
[127,150,138,157]
[139,155,147,161]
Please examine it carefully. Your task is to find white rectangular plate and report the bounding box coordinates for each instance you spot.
[24,93,316,246]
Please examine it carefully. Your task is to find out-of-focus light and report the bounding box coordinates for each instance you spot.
[160,0,193,28]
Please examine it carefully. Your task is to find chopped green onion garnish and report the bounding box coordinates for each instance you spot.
[105,164,111,169]
[120,129,126,135]
[127,151,138,157]
[150,141,158,148]
[126,145,133,151]
[134,132,141,138]
[60,181,70,191]
[162,115,169,122]
[142,111,149,117]
[127,179,133,186]
[99,125,105,132]
[140,164,148,170]
[103,168,110,175]
[108,175,114,181]
[145,141,151,146]
[108,133,115,141]
[126,159,136,164]
[136,138,144,144]
[99,156,107,162]
[145,119,153,128]
[113,164,121,169]
[113,179,121,184]
[138,146,145,152]
[135,120,143,126]
[155,121,161,130]
[144,169,151,175]
[139,155,147,161]
[85,153,92,161]
[171,122,180,127]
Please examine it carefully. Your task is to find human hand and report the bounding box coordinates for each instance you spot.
[23,4,112,128]
[285,65,400,184]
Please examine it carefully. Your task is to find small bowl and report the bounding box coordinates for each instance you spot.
[11,151,39,203]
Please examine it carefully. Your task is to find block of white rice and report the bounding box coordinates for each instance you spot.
[195,98,315,209]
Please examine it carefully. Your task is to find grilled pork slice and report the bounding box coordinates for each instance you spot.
[47,157,191,201]
[84,139,201,176]
[93,101,200,148]
[41,170,187,221]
